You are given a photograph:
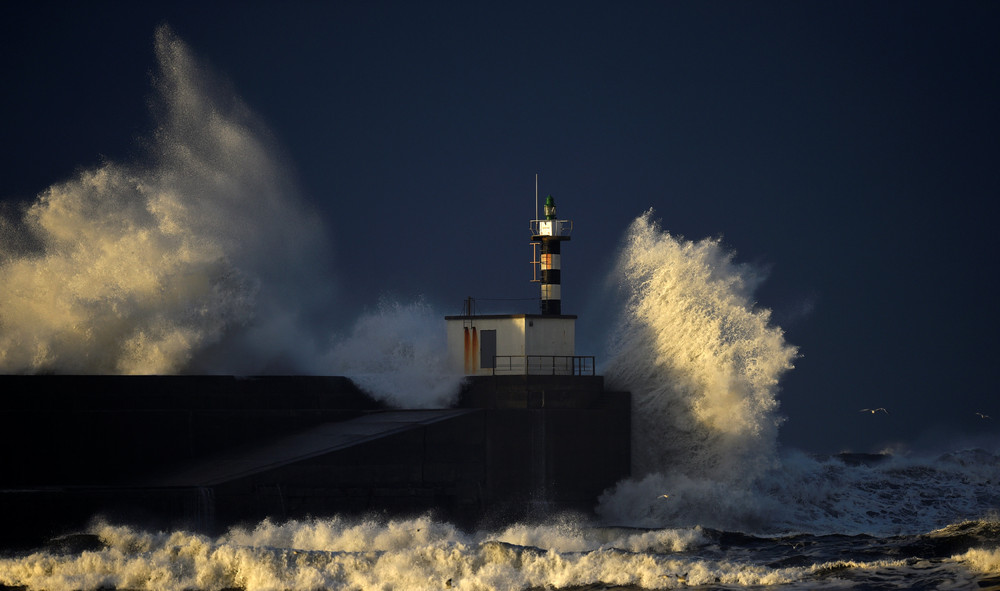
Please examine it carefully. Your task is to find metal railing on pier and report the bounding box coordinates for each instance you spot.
[492,355,595,376]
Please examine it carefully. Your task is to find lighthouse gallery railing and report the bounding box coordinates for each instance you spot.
[491,355,595,376]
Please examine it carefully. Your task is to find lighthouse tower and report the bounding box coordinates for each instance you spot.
[444,183,589,376]
[530,195,572,315]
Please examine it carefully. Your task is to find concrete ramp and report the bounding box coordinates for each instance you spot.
[143,409,479,487]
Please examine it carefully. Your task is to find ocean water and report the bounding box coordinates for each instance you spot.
[1,508,999,590]
[2,26,1000,590]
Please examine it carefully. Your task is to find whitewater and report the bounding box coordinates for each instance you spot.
[2,26,999,590]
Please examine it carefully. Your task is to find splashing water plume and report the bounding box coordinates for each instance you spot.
[0,26,338,375]
[597,211,798,529]
[0,26,463,408]
[325,299,464,408]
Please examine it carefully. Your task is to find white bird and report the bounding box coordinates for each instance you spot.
[660,494,670,499]
[860,408,888,414]
[976,412,992,420]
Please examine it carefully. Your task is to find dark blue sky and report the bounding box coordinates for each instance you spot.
[2,1,998,454]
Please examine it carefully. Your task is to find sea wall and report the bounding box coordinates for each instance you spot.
[2,375,383,486]
[0,375,629,549]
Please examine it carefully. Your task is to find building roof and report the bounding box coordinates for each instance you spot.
[444,314,578,320]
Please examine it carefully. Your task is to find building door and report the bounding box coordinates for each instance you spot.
[480,330,497,369]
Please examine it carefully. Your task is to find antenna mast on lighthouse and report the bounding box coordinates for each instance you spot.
[530,179,573,315]
[535,173,539,223]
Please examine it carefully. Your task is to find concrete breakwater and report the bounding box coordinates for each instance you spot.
[0,375,629,550]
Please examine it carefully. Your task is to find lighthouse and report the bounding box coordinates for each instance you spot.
[530,195,572,315]
[444,184,588,376]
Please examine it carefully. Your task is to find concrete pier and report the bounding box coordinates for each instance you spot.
[0,375,629,550]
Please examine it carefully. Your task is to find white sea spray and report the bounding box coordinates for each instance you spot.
[0,26,333,375]
[0,26,460,409]
[597,211,797,531]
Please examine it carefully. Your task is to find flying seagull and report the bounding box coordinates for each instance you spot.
[860,408,888,414]
[976,412,992,420]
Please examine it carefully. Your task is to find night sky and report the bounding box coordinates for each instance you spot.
[2,1,998,455]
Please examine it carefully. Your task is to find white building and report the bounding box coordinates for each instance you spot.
[444,312,586,376]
